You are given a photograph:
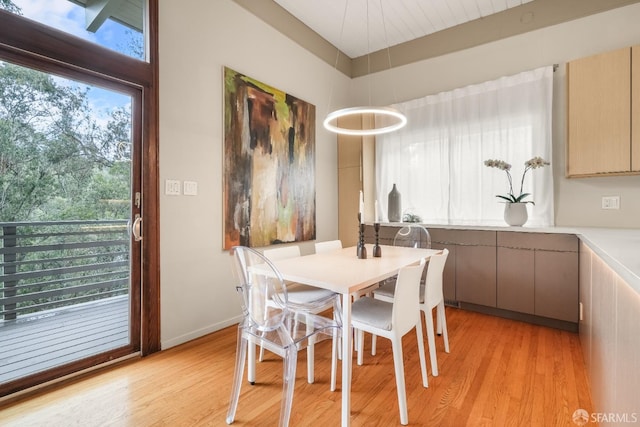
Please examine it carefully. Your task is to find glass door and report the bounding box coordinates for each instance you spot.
[0,59,142,396]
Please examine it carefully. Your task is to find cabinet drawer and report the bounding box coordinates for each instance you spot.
[431,229,496,246]
[497,232,578,252]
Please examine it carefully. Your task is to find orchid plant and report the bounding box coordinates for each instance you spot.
[484,157,550,204]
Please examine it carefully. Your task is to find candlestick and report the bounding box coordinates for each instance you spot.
[373,222,382,257]
[357,216,367,259]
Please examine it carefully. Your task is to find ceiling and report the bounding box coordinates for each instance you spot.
[236,0,640,77]
[273,0,534,58]
[67,0,640,77]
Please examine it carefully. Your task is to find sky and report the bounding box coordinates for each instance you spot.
[6,0,142,120]
[10,0,142,59]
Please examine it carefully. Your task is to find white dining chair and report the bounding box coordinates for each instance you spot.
[262,245,341,388]
[313,239,346,358]
[373,249,450,377]
[369,225,432,358]
[314,239,342,253]
[226,246,340,427]
[351,260,429,425]
[313,239,374,357]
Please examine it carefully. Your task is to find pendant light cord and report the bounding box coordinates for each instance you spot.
[366,0,372,106]
[379,0,399,105]
[326,0,350,117]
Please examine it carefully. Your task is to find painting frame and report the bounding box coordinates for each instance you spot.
[222,67,316,250]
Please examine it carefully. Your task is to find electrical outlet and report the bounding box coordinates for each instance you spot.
[183,181,198,196]
[601,196,620,210]
[165,179,181,195]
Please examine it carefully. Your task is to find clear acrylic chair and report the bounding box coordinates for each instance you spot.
[373,249,450,377]
[262,245,341,386]
[263,246,340,313]
[393,224,432,249]
[351,261,429,425]
[226,246,341,427]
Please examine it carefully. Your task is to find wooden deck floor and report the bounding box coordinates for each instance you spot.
[0,296,129,384]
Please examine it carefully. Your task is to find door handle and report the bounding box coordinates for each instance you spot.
[132,214,143,241]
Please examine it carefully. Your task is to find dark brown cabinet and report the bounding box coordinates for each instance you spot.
[496,232,579,323]
[456,244,497,307]
[534,250,579,322]
[497,247,535,314]
[431,229,496,307]
[366,225,579,329]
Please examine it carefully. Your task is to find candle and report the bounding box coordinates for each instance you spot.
[359,191,364,223]
[374,200,379,223]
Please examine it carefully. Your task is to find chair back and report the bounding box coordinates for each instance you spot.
[423,249,449,308]
[315,240,342,253]
[263,245,301,261]
[393,225,431,249]
[392,260,426,335]
[231,246,289,332]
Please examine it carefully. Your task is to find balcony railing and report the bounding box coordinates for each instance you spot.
[0,220,130,322]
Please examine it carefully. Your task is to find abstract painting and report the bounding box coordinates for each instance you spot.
[223,67,316,249]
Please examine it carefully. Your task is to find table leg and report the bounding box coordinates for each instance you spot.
[341,292,352,426]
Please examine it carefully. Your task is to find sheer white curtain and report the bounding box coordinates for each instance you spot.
[376,66,554,227]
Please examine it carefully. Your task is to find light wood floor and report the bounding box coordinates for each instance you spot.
[0,307,594,426]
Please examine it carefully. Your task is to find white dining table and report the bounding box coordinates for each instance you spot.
[271,244,440,427]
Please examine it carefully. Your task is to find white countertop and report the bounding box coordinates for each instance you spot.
[380,223,640,293]
[573,227,640,294]
[384,222,577,234]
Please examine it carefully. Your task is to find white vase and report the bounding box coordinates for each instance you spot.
[504,202,528,226]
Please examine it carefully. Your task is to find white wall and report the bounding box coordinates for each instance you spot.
[356,3,640,228]
[158,1,640,349]
[158,0,350,348]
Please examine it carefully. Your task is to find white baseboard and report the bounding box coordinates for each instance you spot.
[161,315,242,350]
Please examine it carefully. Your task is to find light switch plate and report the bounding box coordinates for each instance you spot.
[183,181,198,196]
[601,196,620,210]
[165,179,181,195]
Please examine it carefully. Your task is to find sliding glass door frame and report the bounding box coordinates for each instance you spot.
[0,2,159,397]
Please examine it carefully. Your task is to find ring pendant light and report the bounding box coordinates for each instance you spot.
[324,0,407,136]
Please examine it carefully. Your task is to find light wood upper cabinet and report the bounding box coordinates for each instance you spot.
[632,46,640,171]
[337,115,362,247]
[566,47,636,177]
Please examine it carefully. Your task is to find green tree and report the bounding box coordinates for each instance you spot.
[0,62,131,222]
[0,0,21,14]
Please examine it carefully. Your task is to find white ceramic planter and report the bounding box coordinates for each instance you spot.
[504,202,528,226]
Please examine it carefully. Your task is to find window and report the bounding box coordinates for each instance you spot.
[1,0,145,60]
[376,66,554,227]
